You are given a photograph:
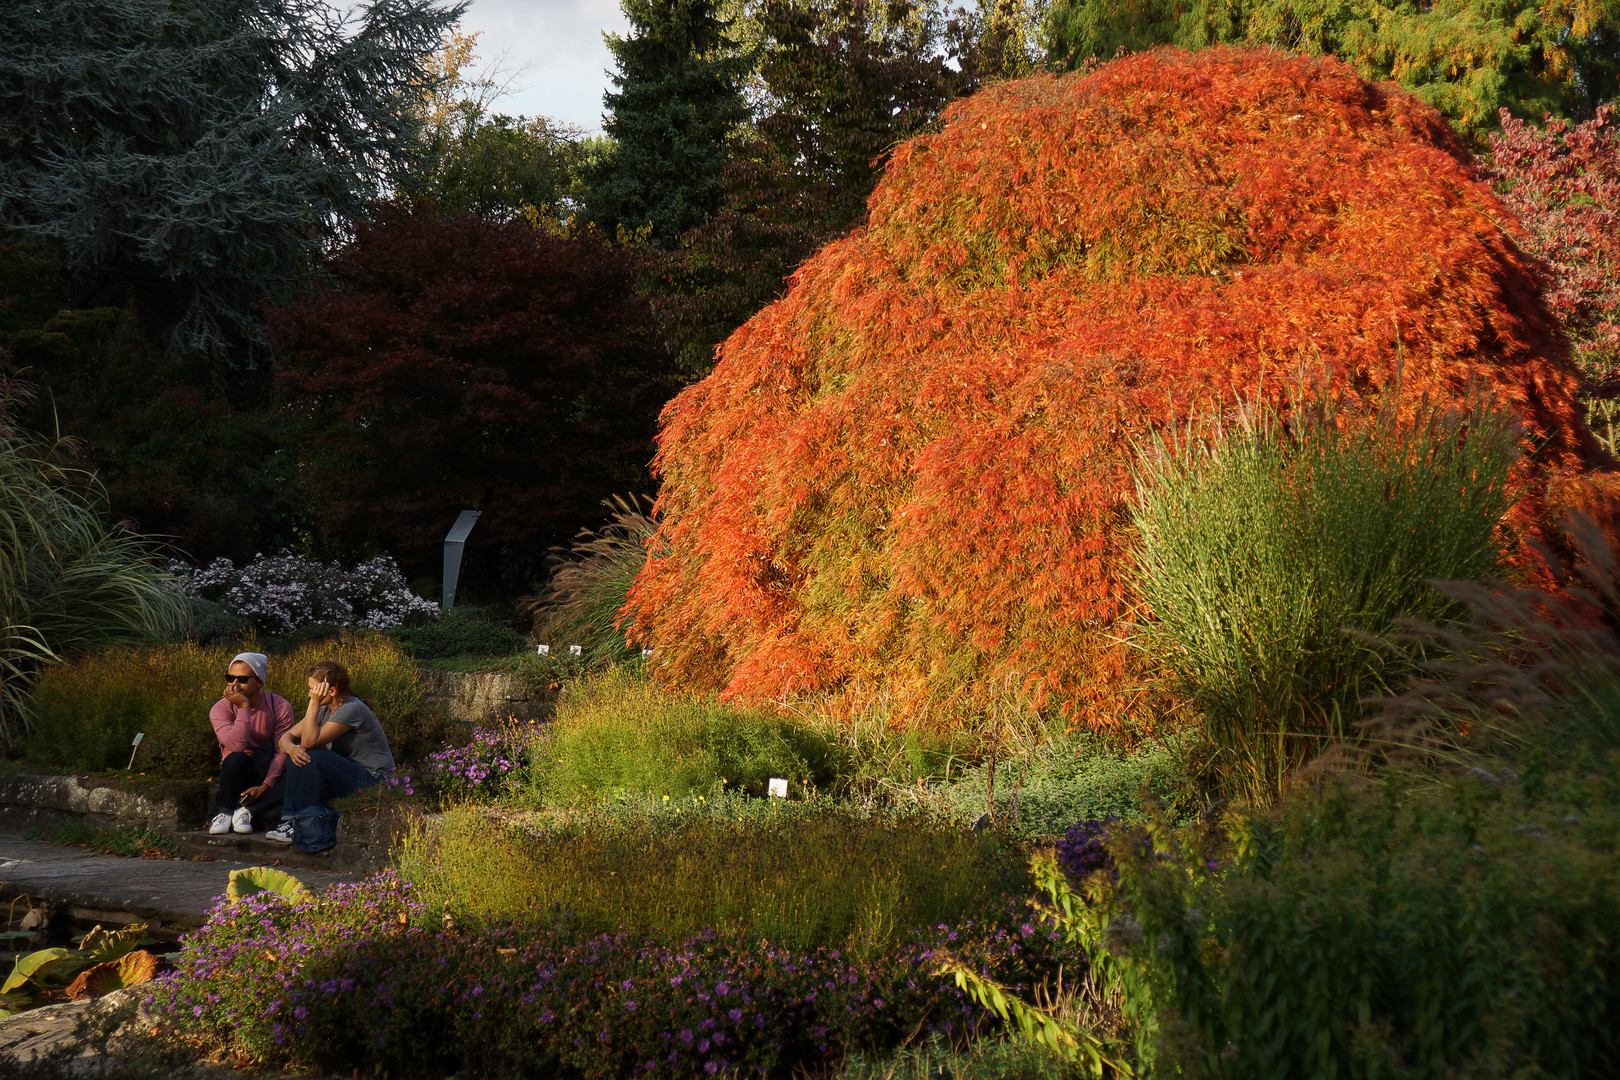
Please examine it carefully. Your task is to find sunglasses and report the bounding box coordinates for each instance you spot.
[226,674,258,684]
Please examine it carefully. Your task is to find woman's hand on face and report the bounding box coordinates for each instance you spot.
[307,680,330,705]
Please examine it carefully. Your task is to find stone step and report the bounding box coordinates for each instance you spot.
[0,773,424,878]
[0,834,362,941]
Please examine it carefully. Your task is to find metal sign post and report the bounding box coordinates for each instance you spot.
[442,510,482,613]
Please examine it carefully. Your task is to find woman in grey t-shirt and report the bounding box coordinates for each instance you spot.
[265,660,395,845]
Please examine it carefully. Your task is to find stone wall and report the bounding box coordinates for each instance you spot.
[0,773,211,837]
[415,666,558,724]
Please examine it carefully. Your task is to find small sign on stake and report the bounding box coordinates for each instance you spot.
[569,645,583,657]
[536,644,550,655]
[127,732,144,771]
[768,778,788,799]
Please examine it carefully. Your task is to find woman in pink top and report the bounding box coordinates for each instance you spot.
[207,651,296,835]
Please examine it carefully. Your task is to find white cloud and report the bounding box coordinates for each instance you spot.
[456,0,629,133]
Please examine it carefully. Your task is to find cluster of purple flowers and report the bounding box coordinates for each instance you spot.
[419,724,536,800]
[150,874,1075,1078]
[1057,816,1119,880]
[382,769,416,797]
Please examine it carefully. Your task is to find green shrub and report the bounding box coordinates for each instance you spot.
[523,493,654,667]
[396,796,1030,950]
[1131,393,1521,801]
[1058,772,1620,1078]
[387,607,526,660]
[937,735,1188,839]
[529,666,851,804]
[25,632,436,777]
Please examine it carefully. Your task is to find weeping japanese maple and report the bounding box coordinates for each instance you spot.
[627,47,1613,728]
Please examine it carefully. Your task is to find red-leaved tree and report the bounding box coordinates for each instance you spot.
[627,48,1615,729]
[1489,103,1620,384]
[268,203,675,587]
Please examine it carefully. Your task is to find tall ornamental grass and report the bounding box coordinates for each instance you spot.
[523,494,654,667]
[529,665,850,804]
[27,633,429,778]
[396,797,1030,951]
[1131,394,1521,800]
[0,392,186,742]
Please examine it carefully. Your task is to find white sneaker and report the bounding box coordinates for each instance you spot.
[208,812,231,835]
[231,806,253,834]
[264,822,295,844]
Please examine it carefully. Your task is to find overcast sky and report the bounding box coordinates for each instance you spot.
[453,0,629,133]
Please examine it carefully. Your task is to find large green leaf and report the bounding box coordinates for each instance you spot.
[227,866,313,905]
[2,947,68,994]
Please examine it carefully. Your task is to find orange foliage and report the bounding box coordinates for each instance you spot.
[627,46,1614,729]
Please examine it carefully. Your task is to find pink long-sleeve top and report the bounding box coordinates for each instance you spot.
[209,691,296,786]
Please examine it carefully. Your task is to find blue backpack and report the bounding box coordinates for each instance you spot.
[291,806,341,854]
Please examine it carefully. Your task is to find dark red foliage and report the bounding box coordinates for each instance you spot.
[628,48,1615,729]
[267,203,675,581]
[1489,103,1620,384]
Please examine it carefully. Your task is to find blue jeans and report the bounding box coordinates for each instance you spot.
[281,748,378,820]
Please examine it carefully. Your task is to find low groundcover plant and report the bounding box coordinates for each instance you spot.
[150,872,1071,1078]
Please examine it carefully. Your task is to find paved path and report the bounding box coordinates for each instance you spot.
[0,835,362,938]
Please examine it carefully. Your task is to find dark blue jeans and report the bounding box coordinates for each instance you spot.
[281,748,378,820]
[217,742,284,830]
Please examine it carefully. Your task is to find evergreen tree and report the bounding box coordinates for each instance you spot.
[647,0,980,377]
[1042,0,1620,138]
[588,0,753,245]
[0,0,462,365]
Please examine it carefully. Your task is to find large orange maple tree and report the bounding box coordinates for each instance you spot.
[627,47,1613,728]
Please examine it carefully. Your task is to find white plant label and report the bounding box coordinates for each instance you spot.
[537,644,550,655]
[130,732,144,746]
[569,644,583,657]
[768,778,788,799]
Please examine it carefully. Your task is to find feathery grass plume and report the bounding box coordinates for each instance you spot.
[0,382,186,742]
[1353,512,1620,771]
[523,494,656,666]
[1131,391,1522,802]
[626,47,1609,733]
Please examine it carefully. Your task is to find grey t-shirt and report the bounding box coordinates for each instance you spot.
[320,697,395,776]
